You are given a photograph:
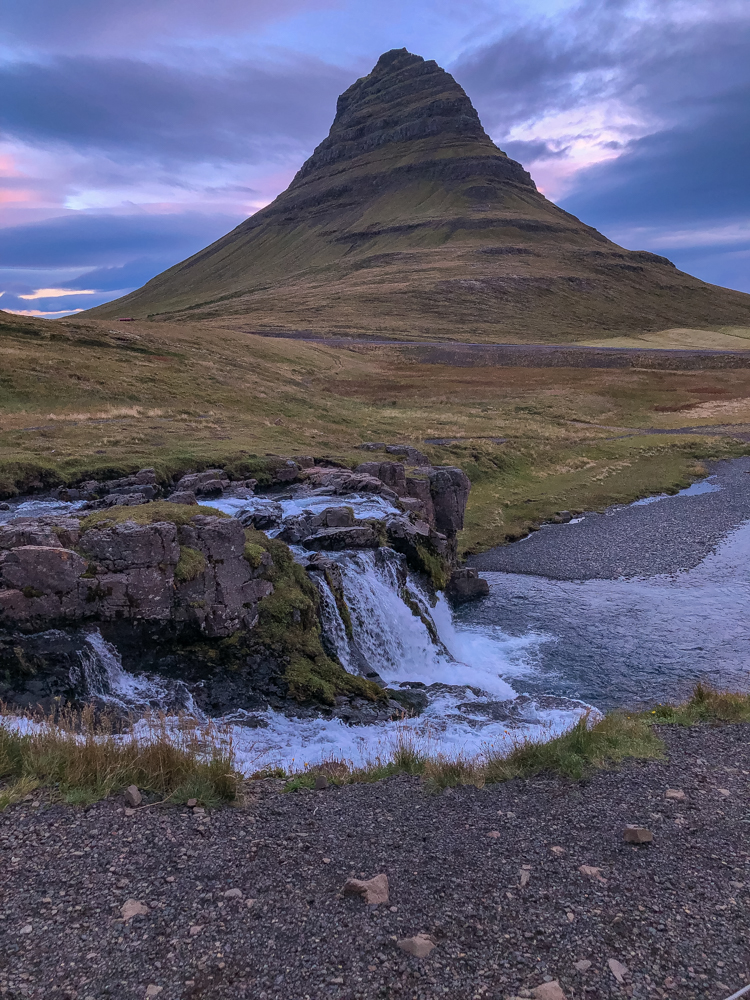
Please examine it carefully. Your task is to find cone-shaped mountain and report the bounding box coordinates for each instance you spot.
[90,48,750,340]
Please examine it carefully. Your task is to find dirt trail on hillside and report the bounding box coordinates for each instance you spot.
[2,724,749,1000]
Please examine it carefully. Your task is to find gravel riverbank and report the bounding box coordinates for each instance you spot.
[468,456,750,580]
[2,723,749,1000]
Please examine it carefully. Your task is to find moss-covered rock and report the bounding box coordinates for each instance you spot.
[80,500,229,531]
[245,528,382,705]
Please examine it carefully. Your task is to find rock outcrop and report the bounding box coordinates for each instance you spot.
[0,449,481,714]
[0,512,271,636]
[88,49,750,340]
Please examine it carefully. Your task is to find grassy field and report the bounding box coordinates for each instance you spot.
[2,310,749,554]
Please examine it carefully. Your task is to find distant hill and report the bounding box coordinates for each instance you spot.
[87,48,750,342]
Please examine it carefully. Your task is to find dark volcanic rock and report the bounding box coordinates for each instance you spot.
[446,566,489,603]
[429,466,470,535]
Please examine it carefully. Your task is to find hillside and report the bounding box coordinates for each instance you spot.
[87,48,750,342]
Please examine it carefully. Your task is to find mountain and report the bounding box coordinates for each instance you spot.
[88,48,750,342]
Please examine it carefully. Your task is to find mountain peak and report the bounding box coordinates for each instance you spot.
[89,51,750,339]
[293,47,510,184]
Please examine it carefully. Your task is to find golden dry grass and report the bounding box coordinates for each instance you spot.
[1,310,749,553]
[0,705,243,809]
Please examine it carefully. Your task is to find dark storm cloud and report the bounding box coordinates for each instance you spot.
[0,211,243,268]
[561,86,750,227]
[0,56,350,163]
[454,0,750,225]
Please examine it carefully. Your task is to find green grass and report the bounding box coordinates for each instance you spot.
[2,311,749,558]
[174,545,207,583]
[0,706,240,810]
[649,682,750,725]
[80,500,229,530]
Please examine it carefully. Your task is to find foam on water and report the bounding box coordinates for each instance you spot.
[0,497,87,524]
[73,631,198,715]
[201,493,399,521]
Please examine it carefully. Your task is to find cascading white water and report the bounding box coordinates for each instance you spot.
[71,631,199,714]
[3,489,590,770]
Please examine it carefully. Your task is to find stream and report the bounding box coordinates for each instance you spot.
[3,456,749,773]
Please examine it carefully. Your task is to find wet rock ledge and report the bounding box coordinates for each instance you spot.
[0,451,482,719]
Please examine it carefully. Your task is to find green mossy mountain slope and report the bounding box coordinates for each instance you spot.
[88,49,750,342]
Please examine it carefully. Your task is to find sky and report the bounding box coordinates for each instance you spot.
[1,0,748,318]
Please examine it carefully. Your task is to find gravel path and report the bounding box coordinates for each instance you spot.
[468,456,750,579]
[2,724,749,1000]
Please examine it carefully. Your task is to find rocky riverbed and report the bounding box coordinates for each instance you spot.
[1,722,748,1000]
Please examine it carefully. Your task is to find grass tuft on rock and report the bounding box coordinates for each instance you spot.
[81,500,229,531]
[649,682,750,725]
[174,545,207,583]
[0,706,240,810]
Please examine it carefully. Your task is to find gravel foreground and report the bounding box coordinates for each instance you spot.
[2,724,749,1000]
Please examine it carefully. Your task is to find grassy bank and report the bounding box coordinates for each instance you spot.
[0,708,240,810]
[3,685,749,810]
[2,311,749,554]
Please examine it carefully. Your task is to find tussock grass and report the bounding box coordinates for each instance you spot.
[0,706,242,810]
[649,682,750,725]
[482,711,663,784]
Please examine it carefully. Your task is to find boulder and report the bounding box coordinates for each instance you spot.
[398,496,429,518]
[105,483,160,500]
[304,467,399,500]
[385,444,429,466]
[279,506,356,543]
[0,546,87,595]
[428,466,470,535]
[174,470,230,495]
[354,461,407,496]
[236,501,284,530]
[166,491,198,505]
[0,523,64,550]
[314,507,356,528]
[446,567,489,602]
[82,492,152,510]
[272,460,302,483]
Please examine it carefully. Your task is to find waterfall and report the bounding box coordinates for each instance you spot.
[71,631,199,714]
